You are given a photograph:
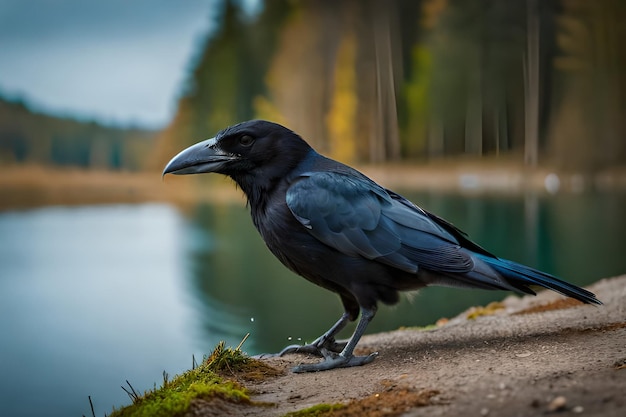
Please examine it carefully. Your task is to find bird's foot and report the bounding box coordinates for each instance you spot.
[292,351,378,373]
[254,336,347,359]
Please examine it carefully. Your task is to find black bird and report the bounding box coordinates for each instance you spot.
[163,120,601,372]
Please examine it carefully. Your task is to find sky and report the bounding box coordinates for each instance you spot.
[0,0,258,128]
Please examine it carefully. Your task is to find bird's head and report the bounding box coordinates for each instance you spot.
[163,119,312,180]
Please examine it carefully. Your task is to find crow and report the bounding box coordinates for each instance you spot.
[163,120,601,372]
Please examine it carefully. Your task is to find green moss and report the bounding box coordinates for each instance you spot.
[466,301,505,320]
[282,403,345,417]
[109,341,253,417]
[398,323,439,331]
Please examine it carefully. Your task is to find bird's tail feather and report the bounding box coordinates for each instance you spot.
[476,255,602,305]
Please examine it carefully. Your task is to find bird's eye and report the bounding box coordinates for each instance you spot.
[239,135,254,147]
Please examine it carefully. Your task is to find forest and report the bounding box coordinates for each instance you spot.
[1,0,624,173]
[0,96,156,171]
[156,0,626,173]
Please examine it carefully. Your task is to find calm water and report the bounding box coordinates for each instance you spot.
[1,192,625,416]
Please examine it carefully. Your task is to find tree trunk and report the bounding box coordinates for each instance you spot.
[524,0,540,167]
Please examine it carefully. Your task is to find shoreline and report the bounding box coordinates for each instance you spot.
[1,163,626,212]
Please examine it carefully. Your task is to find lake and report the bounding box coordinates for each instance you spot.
[0,191,624,416]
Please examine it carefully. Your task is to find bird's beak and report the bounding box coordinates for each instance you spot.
[162,137,236,176]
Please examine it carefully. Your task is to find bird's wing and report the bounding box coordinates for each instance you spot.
[286,171,474,274]
[385,189,496,258]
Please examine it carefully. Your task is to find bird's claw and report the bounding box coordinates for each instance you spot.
[254,337,347,359]
[292,352,378,373]
[253,344,321,359]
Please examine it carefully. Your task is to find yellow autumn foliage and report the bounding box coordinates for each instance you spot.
[253,95,287,126]
[326,31,358,163]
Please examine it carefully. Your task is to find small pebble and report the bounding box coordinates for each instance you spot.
[548,396,567,412]
[480,407,489,416]
[573,405,584,414]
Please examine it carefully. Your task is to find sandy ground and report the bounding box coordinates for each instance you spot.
[190,275,626,417]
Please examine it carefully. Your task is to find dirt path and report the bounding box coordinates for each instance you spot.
[192,275,625,416]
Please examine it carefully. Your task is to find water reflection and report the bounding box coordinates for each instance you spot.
[184,190,626,354]
[0,192,624,416]
[0,205,200,417]
[183,203,343,354]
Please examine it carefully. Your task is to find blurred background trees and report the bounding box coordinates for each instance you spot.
[2,0,624,173]
[156,0,626,171]
[0,97,155,170]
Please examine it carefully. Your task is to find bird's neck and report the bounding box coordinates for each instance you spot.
[233,148,319,211]
[234,174,278,209]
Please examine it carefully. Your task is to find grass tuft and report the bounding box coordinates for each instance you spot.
[108,338,260,417]
[205,340,250,373]
[282,403,346,417]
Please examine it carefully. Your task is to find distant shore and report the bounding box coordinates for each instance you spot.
[1,162,625,211]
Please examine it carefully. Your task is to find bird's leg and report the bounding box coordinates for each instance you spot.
[298,311,351,355]
[255,312,351,359]
[292,307,378,373]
